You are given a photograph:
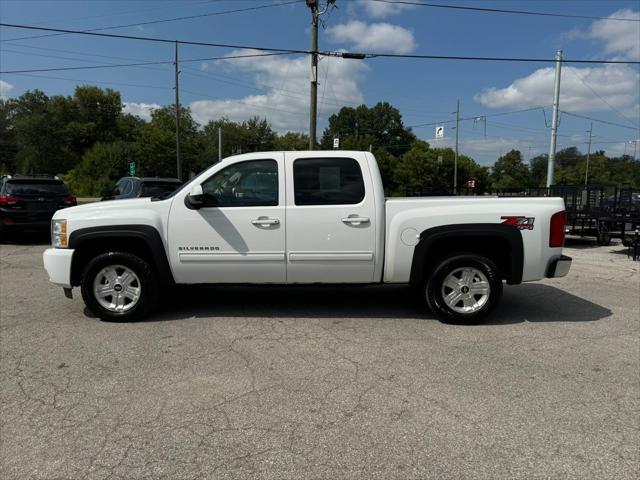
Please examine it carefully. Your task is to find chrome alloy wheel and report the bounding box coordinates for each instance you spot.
[440,267,490,314]
[92,264,141,313]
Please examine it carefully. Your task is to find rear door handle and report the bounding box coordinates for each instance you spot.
[251,218,280,226]
[341,216,370,225]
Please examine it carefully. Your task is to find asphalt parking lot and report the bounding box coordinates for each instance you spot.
[1,236,638,479]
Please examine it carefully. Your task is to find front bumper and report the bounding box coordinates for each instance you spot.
[546,254,572,278]
[43,248,75,288]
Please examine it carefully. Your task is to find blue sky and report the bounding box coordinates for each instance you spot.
[1,0,639,164]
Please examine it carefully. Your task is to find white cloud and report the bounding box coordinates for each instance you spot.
[587,9,640,60]
[474,64,640,115]
[0,80,14,99]
[327,20,416,54]
[189,50,367,132]
[353,0,416,18]
[122,102,161,121]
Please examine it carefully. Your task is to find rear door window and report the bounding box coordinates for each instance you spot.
[293,158,365,205]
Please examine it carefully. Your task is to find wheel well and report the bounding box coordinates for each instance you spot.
[413,234,519,286]
[70,237,157,287]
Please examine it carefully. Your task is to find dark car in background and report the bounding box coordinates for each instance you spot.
[104,177,183,200]
[0,175,76,237]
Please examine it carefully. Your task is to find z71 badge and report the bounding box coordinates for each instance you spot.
[501,216,535,230]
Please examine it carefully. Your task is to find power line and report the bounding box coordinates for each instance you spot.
[565,67,639,128]
[2,23,639,65]
[0,22,310,54]
[367,0,640,22]
[559,111,640,131]
[0,52,295,74]
[6,72,172,90]
[408,106,548,128]
[16,0,217,28]
[2,1,304,43]
[347,51,640,64]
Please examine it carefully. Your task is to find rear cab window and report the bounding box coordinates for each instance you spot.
[293,158,365,206]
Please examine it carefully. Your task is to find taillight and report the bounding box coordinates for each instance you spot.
[549,210,566,247]
[0,195,18,205]
[62,195,77,206]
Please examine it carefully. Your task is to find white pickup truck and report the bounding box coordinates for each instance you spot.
[43,150,571,324]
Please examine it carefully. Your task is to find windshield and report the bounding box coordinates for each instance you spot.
[6,180,70,196]
[140,181,182,198]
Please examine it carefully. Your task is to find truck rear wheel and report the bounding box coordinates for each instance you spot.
[425,253,502,324]
[80,251,158,322]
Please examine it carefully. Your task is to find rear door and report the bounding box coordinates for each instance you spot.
[284,152,377,283]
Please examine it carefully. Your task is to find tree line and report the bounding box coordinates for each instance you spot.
[1,86,638,197]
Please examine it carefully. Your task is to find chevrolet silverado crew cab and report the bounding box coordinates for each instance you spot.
[43,151,571,324]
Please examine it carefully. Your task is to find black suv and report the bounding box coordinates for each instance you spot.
[0,175,76,236]
[104,177,182,200]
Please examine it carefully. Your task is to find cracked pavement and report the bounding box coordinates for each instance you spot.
[1,236,638,479]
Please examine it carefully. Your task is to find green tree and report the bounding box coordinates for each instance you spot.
[202,117,277,162]
[491,150,530,188]
[62,141,130,197]
[320,102,416,157]
[274,132,309,151]
[529,154,548,187]
[134,105,203,178]
[0,99,17,174]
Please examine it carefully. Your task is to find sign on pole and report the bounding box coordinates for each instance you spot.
[435,126,444,139]
[129,161,135,176]
[333,137,339,149]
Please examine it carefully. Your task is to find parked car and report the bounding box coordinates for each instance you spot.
[0,175,76,237]
[104,177,183,200]
[43,151,571,324]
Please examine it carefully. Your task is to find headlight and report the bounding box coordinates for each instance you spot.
[52,219,68,248]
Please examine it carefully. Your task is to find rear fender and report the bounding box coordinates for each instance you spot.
[409,224,524,285]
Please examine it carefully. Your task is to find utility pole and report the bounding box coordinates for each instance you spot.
[218,127,222,162]
[584,122,592,185]
[174,41,182,180]
[546,49,562,187]
[454,98,459,195]
[307,0,319,150]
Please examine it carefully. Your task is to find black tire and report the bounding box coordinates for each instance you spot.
[80,251,159,322]
[425,253,503,325]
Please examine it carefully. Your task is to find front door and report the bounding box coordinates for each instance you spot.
[284,153,377,283]
[167,155,286,284]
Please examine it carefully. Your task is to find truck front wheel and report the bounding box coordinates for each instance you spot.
[80,251,159,322]
[425,254,502,324]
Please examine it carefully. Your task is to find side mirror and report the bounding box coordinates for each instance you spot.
[187,184,204,208]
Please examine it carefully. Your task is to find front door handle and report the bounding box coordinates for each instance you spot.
[341,216,370,225]
[251,218,280,226]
